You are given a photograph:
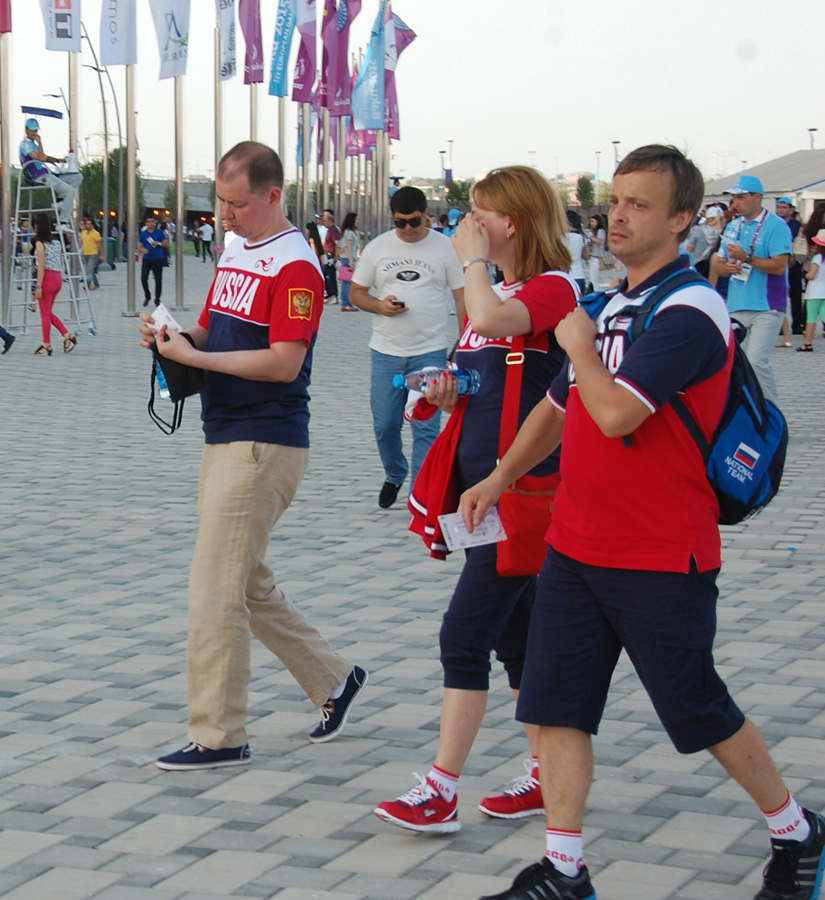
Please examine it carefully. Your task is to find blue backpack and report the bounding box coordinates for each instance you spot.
[580,267,788,525]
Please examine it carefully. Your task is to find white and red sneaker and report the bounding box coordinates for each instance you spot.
[374,774,461,833]
[479,759,544,819]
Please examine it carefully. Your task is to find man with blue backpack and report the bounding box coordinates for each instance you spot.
[461,145,821,900]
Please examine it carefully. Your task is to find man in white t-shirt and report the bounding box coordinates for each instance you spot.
[351,187,465,508]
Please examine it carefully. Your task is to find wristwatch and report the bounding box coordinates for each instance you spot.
[463,257,488,271]
[745,253,753,265]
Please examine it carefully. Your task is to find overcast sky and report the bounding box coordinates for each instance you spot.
[4,0,820,186]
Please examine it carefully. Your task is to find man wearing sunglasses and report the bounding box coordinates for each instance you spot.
[350,187,465,509]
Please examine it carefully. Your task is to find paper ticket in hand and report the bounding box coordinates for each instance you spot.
[151,302,183,334]
[438,507,507,552]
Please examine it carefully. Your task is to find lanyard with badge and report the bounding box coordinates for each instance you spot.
[729,209,768,284]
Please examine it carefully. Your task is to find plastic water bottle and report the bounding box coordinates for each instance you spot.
[155,361,171,400]
[393,367,481,395]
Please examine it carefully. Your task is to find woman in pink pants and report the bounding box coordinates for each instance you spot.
[32,214,76,356]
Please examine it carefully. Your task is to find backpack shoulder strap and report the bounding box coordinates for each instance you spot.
[613,266,708,344]
[578,288,617,322]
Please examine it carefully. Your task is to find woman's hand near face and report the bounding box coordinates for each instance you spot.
[452,213,489,263]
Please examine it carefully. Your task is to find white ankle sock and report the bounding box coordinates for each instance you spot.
[427,765,459,802]
[545,828,583,878]
[329,677,347,700]
[763,793,811,843]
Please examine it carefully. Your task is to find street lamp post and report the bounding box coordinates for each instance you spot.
[809,128,818,150]
[82,25,109,242]
[595,150,601,209]
[612,141,621,172]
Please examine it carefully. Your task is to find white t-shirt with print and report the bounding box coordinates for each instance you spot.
[353,228,465,356]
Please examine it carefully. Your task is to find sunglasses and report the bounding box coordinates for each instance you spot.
[393,216,422,229]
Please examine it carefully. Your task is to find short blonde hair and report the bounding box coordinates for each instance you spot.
[471,166,571,283]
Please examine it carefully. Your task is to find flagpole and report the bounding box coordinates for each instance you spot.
[123,63,137,316]
[301,101,310,226]
[0,32,11,322]
[68,51,79,218]
[278,97,286,162]
[337,115,346,218]
[322,107,330,211]
[356,150,363,232]
[250,83,258,141]
[174,74,185,310]
[214,25,224,253]
[278,97,286,212]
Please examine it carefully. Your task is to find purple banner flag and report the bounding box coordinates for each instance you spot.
[383,4,415,140]
[320,0,361,117]
[292,0,317,102]
[238,0,263,84]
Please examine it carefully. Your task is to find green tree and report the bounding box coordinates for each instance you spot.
[576,176,595,212]
[444,179,473,210]
[79,146,145,226]
[597,180,611,208]
[163,182,190,217]
[555,182,571,207]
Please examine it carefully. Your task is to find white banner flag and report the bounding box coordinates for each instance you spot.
[215,0,236,81]
[100,0,137,66]
[149,0,191,79]
[39,0,82,52]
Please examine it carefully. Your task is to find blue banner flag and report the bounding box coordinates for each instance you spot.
[351,0,386,131]
[269,0,296,97]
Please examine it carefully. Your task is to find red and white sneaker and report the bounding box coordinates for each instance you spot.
[374,774,461,834]
[479,759,544,820]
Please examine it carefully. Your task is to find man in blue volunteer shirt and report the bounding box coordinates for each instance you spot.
[716,175,791,404]
[18,118,82,226]
[138,216,169,307]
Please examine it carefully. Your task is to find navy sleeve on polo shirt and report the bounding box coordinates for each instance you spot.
[614,306,728,411]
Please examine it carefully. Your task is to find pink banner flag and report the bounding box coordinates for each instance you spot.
[320,0,361,117]
[292,0,317,102]
[383,4,415,140]
[238,0,263,84]
[0,0,11,33]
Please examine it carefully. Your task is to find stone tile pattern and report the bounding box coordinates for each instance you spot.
[0,257,822,898]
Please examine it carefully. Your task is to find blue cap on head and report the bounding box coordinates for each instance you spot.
[448,208,461,225]
[725,174,764,195]
[776,196,794,206]
[25,117,39,131]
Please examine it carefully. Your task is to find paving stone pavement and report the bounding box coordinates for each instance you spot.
[0,252,823,900]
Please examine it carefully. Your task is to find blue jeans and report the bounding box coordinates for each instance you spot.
[370,348,445,487]
[339,258,353,307]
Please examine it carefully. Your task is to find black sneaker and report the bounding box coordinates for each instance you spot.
[156,742,251,771]
[480,858,596,900]
[755,808,825,900]
[308,665,368,743]
[378,481,402,509]
[2,335,14,354]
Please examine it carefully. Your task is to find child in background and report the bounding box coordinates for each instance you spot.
[797,228,825,352]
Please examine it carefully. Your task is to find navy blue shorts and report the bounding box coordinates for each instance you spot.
[440,541,535,692]
[516,548,744,754]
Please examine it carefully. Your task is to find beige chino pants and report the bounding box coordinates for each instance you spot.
[187,441,353,749]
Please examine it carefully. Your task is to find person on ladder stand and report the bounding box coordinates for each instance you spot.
[18,117,82,230]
